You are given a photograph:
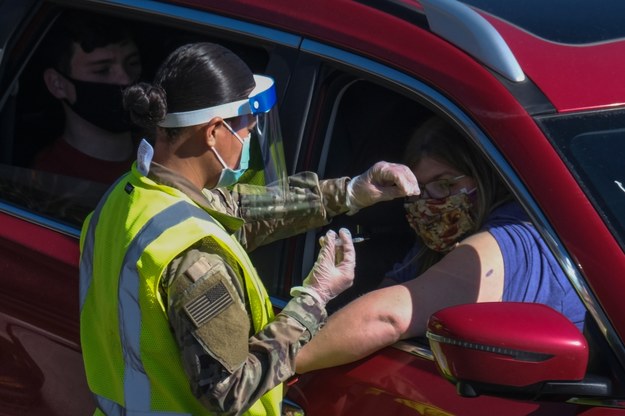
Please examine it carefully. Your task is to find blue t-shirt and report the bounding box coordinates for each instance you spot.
[386,202,586,330]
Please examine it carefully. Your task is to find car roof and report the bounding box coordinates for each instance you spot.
[184,0,625,112]
[166,0,625,113]
[461,0,625,112]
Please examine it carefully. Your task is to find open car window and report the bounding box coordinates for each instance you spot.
[302,68,595,322]
[316,79,429,306]
[303,71,625,391]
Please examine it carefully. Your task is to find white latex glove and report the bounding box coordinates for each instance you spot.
[290,228,355,306]
[346,161,420,215]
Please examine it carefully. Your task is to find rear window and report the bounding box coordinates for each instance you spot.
[0,164,107,229]
[0,7,270,232]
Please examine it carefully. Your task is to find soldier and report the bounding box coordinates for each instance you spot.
[79,42,419,415]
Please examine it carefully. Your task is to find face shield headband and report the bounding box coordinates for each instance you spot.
[158,75,288,193]
[157,75,276,127]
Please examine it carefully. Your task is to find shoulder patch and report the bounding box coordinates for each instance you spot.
[184,281,233,327]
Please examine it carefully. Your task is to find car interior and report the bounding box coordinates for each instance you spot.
[317,80,431,305]
[3,4,624,404]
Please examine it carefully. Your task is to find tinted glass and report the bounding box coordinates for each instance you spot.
[461,0,625,44]
[0,164,107,229]
[536,108,625,248]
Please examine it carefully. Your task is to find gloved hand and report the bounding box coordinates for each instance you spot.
[346,161,420,214]
[290,228,355,306]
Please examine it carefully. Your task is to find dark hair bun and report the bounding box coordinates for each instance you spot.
[123,82,167,128]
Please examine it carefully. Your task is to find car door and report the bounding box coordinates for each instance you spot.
[277,38,590,415]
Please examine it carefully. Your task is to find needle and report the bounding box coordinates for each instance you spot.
[335,237,368,246]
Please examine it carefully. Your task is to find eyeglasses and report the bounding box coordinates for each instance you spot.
[413,175,467,200]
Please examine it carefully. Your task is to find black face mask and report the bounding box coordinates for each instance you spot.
[63,77,131,133]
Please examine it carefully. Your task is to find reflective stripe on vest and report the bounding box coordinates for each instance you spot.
[81,200,207,415]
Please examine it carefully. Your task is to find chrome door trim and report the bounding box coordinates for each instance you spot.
[83,0,301,47]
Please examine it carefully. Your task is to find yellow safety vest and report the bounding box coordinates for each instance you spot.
[79,164,283,415]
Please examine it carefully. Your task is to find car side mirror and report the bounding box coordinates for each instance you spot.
[426,302,611,400]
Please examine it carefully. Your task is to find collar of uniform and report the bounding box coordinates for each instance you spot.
[147,162,245,233]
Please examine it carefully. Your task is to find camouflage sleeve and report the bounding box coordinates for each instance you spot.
[232,172,351,251]
[162,242,326,415]
[318,175,351,217]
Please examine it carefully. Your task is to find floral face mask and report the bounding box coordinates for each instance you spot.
[404,189,476,252]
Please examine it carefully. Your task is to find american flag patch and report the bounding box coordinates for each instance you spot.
[184,281,233,327]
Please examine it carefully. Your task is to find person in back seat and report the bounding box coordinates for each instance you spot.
[31,11,141,184]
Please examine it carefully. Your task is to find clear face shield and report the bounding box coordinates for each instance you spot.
[158,74,288,194]
[239,76,288,193]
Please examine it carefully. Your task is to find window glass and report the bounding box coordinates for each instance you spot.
[536,108,625,249]
[0,164,107,229]
[0,8,269,230]
[461,0,625,44]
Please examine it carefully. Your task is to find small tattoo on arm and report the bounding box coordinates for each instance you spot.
[485,269,494,277]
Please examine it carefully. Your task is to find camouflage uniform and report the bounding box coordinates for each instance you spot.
[150,162,350,415]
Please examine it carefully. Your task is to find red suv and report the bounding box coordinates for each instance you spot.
[1,0,625,415]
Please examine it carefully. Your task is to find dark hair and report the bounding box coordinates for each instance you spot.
[123,42,255,140]
[42,11,134,75]
[404,116,512,271]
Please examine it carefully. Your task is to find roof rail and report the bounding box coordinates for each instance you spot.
[420,0,525,82]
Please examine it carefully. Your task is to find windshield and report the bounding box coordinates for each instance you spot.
[535,108,625,249]
[462,0,625,44]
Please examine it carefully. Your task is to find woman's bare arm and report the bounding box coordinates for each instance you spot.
[295,231,504,373]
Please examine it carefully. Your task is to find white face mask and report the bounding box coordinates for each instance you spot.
[210,121,251,188]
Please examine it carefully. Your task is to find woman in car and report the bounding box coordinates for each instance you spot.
[295,115,586,373]
[78,41,418,415]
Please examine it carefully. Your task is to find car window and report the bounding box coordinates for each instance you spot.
[295,74,453,306]
[0,163,107,230]
[317,79,430,306]
[461,0,625,44]
[299,62,597,333]
[297,67,625,395]
[0,7,270,232]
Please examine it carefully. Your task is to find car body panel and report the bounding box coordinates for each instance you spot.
[0,211,93,415]
[288,347,580,416]
[481,12,625,113]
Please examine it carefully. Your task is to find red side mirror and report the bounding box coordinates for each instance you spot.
[427,302,589,397]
